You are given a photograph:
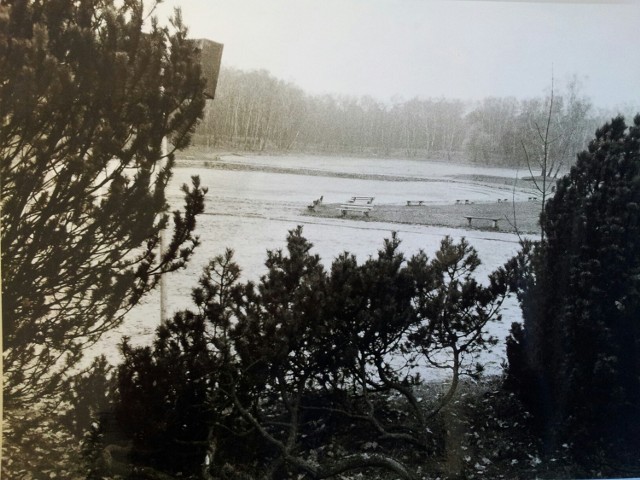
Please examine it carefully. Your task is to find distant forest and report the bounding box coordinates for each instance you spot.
[193,66,635,167]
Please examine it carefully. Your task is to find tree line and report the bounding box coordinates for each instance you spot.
[194,66,620,168]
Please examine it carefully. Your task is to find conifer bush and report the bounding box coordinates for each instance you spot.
[1,0,207,407]
[110,228,509,479]
[506,115,640,464]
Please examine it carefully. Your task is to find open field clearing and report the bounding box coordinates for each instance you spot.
[88,154,540,378]
[179,152,535,180]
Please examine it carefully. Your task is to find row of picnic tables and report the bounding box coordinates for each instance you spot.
[313,195,504,229]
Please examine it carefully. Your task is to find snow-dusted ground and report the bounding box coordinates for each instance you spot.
[212,154,527,181]
[88,155,536,377]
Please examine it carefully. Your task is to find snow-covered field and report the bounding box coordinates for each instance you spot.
[89,154,537,376]
[209,154,527,180]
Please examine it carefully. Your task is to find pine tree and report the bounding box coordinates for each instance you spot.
[506,115,640,461]
[1,0,207,406]
[111,229,509,478]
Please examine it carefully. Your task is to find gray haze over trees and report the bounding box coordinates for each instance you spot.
[154,1,640,110]
[192,67,619,169]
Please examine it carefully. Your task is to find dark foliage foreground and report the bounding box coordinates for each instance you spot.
[86,224,640,479]
[506,115,640,466]
[1,0,207,408]
[6,216,639,478]
[90,229,510,479]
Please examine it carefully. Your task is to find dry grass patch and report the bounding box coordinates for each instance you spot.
[307,201,541,235]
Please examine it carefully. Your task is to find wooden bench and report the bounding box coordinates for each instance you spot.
[338,204,373,217]
[406,200,424,206]
[307,195,324,210]
[464,216,500,229]
[349,196,375,204]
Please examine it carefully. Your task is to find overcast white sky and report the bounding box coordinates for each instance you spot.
[154,0,639,109]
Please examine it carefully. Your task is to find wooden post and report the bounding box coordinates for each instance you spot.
[160,136,168,324]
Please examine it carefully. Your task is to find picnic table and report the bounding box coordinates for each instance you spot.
[338,204,373,216]
[348,196,375,204]
[464,216,500,229]
[338,195,375,216]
